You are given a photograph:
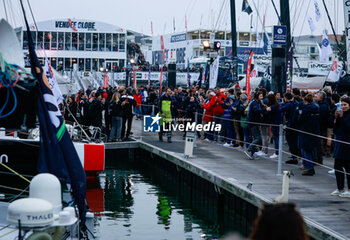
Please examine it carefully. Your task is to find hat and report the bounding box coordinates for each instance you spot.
[229,95,235,100]
[209,92,216,96]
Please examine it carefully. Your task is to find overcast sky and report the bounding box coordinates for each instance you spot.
[0,0,345,37]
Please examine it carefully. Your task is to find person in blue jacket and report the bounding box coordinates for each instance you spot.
[266,93,283,159]
[296,94,320,176]
[244,91,270,159]
[331,96,350,197]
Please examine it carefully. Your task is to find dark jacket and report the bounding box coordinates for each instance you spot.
[120,95,136,117]
[297,103,320,151]
[88,98,103,127]
[334,111,350,159]
[318,100,329,131]
[269,105,283,125]
[279,101,294,127]
[185,101,198,121]
[248,100,265,125]
[109,100,123,117]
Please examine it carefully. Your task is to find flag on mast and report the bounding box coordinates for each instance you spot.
[307,14,316,33]
[185,15,188,30]
[43,56,63,104]
[313,0,322,22]
[319,32,333,62]
[242,0,253,15]
[20,1,87,225]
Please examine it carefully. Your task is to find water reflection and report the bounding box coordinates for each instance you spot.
[87,167,230,240]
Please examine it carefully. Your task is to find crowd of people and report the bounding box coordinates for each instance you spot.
[61,83,350,197]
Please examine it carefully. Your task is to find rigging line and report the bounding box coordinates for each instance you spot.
[214,0,225,31]
[3,0,9,21]
[7,0,18,27]
[215,0,225,31]
[292,0,307,35]
[26,0,38,31]
[270,0,281,24]
[291,0,303,34]
[295,0,312,47]
[250,0,270,42]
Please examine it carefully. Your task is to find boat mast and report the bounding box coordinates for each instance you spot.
[271,0,291,94]
[230,0,238,83]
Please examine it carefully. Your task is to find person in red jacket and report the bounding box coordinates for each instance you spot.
[200,90,216,141]
[133,89,143,120]
[212,87,227,141]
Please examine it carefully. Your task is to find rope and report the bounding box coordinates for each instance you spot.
[0,229,17,238]
[0,184,29,192]
[0,162,30,183]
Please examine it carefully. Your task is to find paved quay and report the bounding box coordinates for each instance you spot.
[105,120,350,240]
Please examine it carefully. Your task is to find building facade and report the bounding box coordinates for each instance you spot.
[16,18,127,73]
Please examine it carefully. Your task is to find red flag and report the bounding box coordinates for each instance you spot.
[246,51,254,100]
[151,21,154,35]
[185,15,187,30]
[103,74,108,89]
[160,35,166,94]
[132,66,136,88]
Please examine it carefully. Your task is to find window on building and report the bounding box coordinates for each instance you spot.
[112,34,118,51]
[119,34,125,52]
[92,58,98,70]
[57,58,63,71]
[239,32,250,41]
[65,58,72,70]
[106,33,112,51]
[72,33,78,50]
[192,32,199,40]
[119,59,125,68]
[85,58,91,71]
[78,33,84,51]
[50,57,57,69]
[99,59,105,71]
[200,31,210,39]
[58,32,64,50]
[37,31,43,49]
[99,33,105,51]
[31,31,37,48]
[44,32,50,50]
[78,58,84,71]
[86,33,91,51]
[51,32,57,50]
[65,32,71,50]
[92,33,98,51]
[215,32,225,40]
[72,58,77,69]
[23,32,28,50]
[310,46,316,54]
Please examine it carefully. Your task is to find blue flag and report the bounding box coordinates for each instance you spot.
[20,3,87,225]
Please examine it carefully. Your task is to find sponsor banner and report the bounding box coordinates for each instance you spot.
[170,33,187,43]
[308,61,343,76]
[115,71,199,81]
[29,19,124,33]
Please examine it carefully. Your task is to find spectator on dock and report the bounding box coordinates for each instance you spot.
[120,87,136,141]
[250,203,309,240]
[296,93,320,176]
[331,96,350,197]
[109,92,124,142]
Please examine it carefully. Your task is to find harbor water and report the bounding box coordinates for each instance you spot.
[88,156,249,240]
